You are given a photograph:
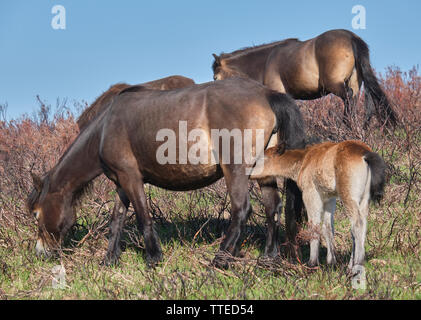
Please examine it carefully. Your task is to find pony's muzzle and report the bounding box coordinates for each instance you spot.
[35,238,52,258]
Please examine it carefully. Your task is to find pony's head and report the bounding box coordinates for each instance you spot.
[27,173,75,257]
[212,54,246,80]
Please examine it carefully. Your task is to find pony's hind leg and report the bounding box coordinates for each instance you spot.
[213,166,251,268]
[346,199,367,271]
[346,185,370,272]
[103,188,130,266]
[322,198,336,265]
[342,86,358,128]
[302,188,323,267]
[284,179,304,262]
[339,164,370,272]
[258,177,282,259]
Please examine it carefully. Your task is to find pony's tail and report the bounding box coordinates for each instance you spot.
[364,151,387,204]
[266,91,306,150]
[266,91,307,233]
[351,35,397,127]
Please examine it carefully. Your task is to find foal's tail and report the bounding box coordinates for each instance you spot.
[364,151,387,203]
[351,35,397,127]
[266,91,306,150]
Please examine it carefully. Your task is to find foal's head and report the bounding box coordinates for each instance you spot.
[27,173,75,257]
[212,54,246,80]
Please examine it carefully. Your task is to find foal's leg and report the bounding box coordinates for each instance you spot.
[258,177,282,258]
[213,166,251,268]
[103,188,130,266]
[322,198,336,265]
[346,196,369,271]
[302,188,323,267]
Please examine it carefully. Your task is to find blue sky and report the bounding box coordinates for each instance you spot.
[0,0,419,119]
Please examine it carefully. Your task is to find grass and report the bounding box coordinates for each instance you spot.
[0,179,419,300]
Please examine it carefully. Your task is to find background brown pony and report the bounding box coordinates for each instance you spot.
[212,29,397,127]
[76,75,195,131]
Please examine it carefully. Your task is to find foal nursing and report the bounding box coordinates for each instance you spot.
[252,140,386,269]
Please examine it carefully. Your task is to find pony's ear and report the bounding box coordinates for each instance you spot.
[212,53,220,64]
[31,172,43,192]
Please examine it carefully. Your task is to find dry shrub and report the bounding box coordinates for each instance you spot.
[0,66,419,291]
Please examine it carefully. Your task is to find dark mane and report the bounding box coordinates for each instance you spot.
[27,174,50,210]
[219,38,298,59]
[119,85,149,95]
[77,83,130,131]
[27,170,93,210]
[212,39,299,73]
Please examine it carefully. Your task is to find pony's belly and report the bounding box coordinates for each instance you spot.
[142,163,223,191]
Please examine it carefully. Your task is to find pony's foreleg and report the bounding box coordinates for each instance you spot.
[258,177,282,258]
[103,188,130,266]
[213,166,251,268]
[118,172,162,267]
[302,188,323,267]
[322,198,336,265]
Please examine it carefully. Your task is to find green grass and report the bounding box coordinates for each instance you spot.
[0,184,419,300]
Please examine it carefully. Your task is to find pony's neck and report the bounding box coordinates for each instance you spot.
[223,45,277,81]
[48,123,104,197]
[251,148,307,182]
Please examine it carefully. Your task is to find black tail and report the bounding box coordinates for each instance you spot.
[351,35,397,127]
[266,91,307,242]
[266,91,306,150]
[364,151,387,203]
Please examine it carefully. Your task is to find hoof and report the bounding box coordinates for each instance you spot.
[101,255,119,267]
[306,259,319,268]
[258,255,281,268]
[212,252,233,269]
[146,252,163,268]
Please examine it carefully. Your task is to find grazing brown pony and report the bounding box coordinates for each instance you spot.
[212,29,397,127]
[251,140,386,271]
[27,77,305,268]
[77,75,195,131]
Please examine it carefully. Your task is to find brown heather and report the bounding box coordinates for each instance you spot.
[0,67,419,299]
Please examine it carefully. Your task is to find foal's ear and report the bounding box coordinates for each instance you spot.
[31,172,43,192]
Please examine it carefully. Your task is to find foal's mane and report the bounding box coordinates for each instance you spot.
[77,83,130,131]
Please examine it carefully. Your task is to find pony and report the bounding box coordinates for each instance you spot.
[251,140,386,271]
[76,75,303,263]
[27,77,306,268]
[212,29,397,128]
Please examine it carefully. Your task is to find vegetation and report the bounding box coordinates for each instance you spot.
[0,67,419,299]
